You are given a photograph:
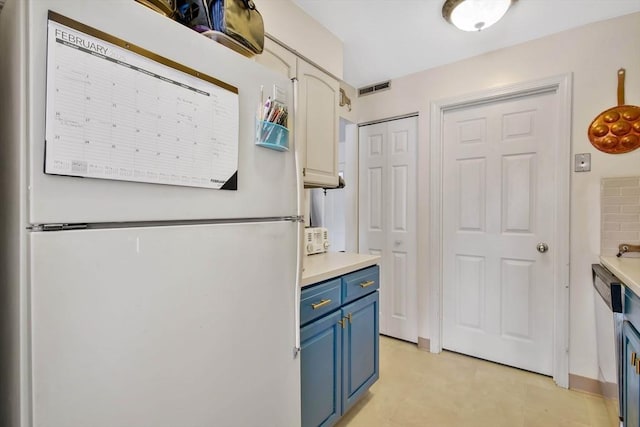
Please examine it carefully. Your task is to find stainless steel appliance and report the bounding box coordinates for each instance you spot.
[592,264,624,426]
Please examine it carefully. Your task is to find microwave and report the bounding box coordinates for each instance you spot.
[305,227,329,255]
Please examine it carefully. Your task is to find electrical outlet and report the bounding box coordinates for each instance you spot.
[575,153,591,172]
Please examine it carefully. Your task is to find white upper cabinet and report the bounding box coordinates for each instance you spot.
[256,38,297,79]
[256,39,339,188]
[296,60,339,188]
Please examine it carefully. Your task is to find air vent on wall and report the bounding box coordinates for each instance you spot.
[358,80,391,97]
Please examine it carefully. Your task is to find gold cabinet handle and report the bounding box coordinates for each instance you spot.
[632,352,637,366]
[311,299,332,310]
[338,318,346,329]
[636,359,640,375]
[360,280,375,288]
[346,313,352,324]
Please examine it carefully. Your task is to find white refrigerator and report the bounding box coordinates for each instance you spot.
[0,1,303,426]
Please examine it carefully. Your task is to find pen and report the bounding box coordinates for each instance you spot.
[263,97,271,121]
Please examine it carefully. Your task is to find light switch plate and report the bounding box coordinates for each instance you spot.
[575,153,591,172]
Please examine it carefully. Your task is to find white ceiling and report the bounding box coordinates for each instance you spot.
[292,0,640,88]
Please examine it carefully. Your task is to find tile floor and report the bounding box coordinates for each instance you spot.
[335,336,619,427]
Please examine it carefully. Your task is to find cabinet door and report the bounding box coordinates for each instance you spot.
[301,310,342,427]
[297,59,339,188]
[341,291,379,414]
[254,38,297,79]
[624,321,640,427]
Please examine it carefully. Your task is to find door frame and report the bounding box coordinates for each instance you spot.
[428,74,572,388]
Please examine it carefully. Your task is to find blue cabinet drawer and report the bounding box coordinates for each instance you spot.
[342,265,379,304]
[301,279,342,326]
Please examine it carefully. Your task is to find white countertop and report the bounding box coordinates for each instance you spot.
[600,256,640,296]
[301,252,381,287]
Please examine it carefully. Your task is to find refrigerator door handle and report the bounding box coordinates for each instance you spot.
[293,217,303,358]
[293,76,303,357]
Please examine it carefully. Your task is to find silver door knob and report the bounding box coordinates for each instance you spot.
[536,243,549,253]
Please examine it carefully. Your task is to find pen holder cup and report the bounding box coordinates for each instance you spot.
[256,120,289,152]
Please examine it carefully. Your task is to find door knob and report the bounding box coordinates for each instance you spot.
[536,243,549,253]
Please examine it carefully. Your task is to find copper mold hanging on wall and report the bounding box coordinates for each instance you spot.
[588,68,640,154]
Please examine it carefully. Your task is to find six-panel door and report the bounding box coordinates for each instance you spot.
[358,118,418,343]
[441,91,558,375]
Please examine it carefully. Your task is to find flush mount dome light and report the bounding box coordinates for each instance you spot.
[442,0,514,32]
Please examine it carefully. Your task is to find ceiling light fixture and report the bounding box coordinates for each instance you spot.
[442,0,515,32]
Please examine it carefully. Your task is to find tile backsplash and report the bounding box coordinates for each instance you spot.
[601,176,640,256]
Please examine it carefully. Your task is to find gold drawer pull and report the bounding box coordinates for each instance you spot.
[311,299,332,310]
[636,359,640,375]
[360,280,375,288]
[633,352,637,366]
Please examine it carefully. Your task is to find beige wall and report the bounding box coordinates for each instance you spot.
[357,12,640,380]
[259,0,343,79]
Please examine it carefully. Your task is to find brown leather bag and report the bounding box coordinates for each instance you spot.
[210,0,264,54]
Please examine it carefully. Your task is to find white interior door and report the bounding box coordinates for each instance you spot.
[442,91,557,375]
[30,222,300,427]
[359,116,417,343]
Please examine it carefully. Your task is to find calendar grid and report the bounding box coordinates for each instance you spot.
[45,16,240,190]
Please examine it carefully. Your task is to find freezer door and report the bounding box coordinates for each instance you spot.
[23,1,296,224]
[30,222,301,427]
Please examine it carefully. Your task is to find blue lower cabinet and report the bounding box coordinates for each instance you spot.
[301,310,343,427]
[624,321,640,427]
[301,265,380,427]
[342,291,379,414]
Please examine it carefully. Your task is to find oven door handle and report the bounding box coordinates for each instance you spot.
[592,264,623,313]
[593,264,621,285]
